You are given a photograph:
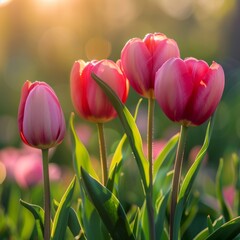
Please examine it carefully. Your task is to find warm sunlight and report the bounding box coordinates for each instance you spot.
[0,0,12,7]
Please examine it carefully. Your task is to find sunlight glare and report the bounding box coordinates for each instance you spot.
[0,0,12,7]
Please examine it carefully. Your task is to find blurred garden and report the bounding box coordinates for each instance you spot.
[1,0,240,239]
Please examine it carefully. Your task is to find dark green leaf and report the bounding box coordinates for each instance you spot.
[193,216,224,240]
[81,168,135,240]
[51,176,76,240]
[205,216,240,240]
[216,158,232,221]
[53,200,82,239]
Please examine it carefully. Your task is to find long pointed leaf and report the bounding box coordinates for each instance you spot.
[51,176,76,239]
[92,73,149,189]
[81,168,135,240]
[108,99,143,193]
[69,112,98,180]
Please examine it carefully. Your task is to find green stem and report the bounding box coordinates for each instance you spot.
[97,123,108,185]
[42,149,51,240]
[146,97,155,240]
[170,125,188,240]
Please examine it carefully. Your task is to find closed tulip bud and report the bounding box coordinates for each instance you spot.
[18,81,66,149]
[70,59,129,123]
[154,57,225,126]
[121,32,180,98]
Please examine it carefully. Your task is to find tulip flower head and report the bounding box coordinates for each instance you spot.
[154,57,225,126]
[18,81,66,149]
[121,32,180,98]
[70,59,129,123]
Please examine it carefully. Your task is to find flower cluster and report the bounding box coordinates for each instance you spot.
[15,32,227,240]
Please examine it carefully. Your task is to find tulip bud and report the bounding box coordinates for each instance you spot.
[70,59,129,123]
[121,32,180,98]
[18,81,66,149]
[154,57,225,126]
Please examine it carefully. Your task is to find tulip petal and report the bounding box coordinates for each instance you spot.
[187,62,225,125]
[155,58,193,123]
[121,38,152,96]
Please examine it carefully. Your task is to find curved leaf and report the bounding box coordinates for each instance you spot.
[108,99,143,193]
[53,200,82,239]
[205,216,240,240]
[92,73,149,189]
[51,176,76,240]
[153,133,179,178]
[81,168,135,240]
[20,199,44,238]
[69,113,98,180]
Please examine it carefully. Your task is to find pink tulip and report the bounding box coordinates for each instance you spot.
[154,57,225,126]
[18,81,66,149]
[70,59,129,123]
[121,32,180,98]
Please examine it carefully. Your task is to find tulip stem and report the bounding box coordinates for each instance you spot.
[42,148,51,240]
[97,123,108,185]
[146,96,156,240]
[170,125,188,240]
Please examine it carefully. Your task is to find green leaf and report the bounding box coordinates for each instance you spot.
[155,192,170,239]
[92,73,149,189]
[205,216,240,240]
[108,99,143,194]
[193,216,224,240]
[69,113,99,180]
[51,176,76,240]
[153,133,179,178]
[81,168,135,240]
[20,199,44,239]
[207,215,214,234]
[216,158,232,221]
[173,118,214,240]
[78,192,110,240]
[178,119,214,200]
[53,200,82,239]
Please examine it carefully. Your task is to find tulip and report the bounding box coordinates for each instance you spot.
[18,81,66,149]
[154,57,225,126]
[121,32,180,98]
[70,59,129,123]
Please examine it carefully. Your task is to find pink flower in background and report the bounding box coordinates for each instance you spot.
[70,59,129,123]
[0,147,21,179]
[0,146,61,188]
[18,81,66,149]
[155,57,225,126]
[121,32,180,98]
[143,140,166,161]
[14,153,43,188]
[223,186,235,208]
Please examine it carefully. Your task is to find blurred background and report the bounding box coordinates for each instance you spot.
[0,0,240,201]
[1,0,240,238]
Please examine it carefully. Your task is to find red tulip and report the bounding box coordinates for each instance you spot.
[70,59,129,123]
[18,81,66,149]
[154,57,225,126]
[121,32,180,98]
